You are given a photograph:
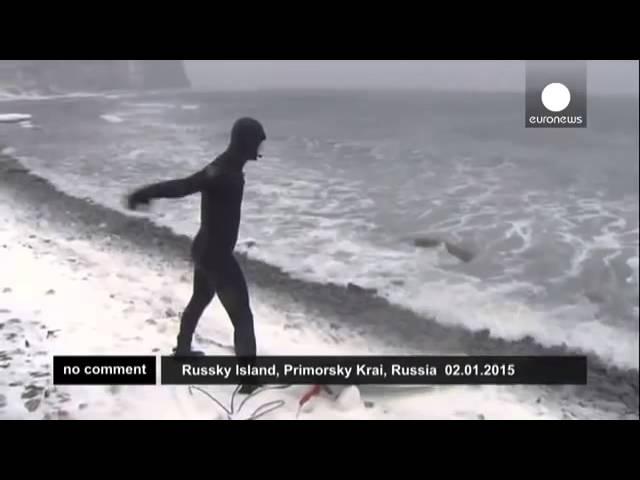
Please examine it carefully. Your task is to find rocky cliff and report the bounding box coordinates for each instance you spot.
[0,60,190,94]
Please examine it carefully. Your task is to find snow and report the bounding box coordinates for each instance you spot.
[0,191,574,420]
[335,385,362,410]
[0,113,32,123]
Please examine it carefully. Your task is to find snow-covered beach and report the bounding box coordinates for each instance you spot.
[1,153,637,420]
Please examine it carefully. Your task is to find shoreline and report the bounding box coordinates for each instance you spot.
[0,153,637,418]
[0,162,565,420]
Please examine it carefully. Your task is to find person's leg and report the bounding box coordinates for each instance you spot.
[175,266,216,354]
[214,255,256,357]
[214,255,258,393]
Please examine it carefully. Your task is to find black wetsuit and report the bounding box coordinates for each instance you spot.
[126,118,266,358]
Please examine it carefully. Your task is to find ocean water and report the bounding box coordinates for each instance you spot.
[1,88,638,369]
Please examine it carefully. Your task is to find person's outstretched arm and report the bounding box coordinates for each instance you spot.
[125,166,215,210]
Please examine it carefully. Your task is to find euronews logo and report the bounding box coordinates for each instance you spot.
[526,61,587,128]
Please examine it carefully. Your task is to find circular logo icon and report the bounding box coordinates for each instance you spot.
[541,83,571,112]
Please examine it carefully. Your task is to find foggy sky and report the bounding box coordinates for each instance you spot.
[185,61,639,95]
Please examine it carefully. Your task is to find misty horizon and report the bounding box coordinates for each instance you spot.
[184,60,639,96]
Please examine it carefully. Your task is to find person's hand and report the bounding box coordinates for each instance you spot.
[125,190,151,211]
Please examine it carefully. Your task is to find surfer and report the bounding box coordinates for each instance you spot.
[125,117,266,390]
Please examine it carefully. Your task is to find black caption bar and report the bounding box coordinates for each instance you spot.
[53,356,156,385]
[161,355,587,385]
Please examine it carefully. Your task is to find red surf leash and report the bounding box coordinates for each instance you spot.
[296,385,334,418]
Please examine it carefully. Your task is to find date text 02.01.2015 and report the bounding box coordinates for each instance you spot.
[445,363,516,377]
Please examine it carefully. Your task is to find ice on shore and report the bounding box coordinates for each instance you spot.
[0,113,32,123]
[100,114,124,123]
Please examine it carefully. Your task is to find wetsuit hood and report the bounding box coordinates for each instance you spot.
[229,117,266,161]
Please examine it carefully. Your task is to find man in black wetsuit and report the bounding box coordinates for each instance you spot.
[125,118,266,366]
